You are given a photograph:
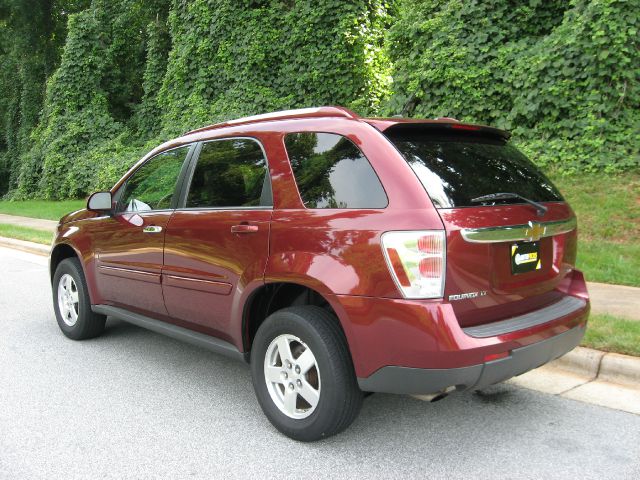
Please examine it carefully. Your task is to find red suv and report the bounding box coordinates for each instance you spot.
[50,107,589,441]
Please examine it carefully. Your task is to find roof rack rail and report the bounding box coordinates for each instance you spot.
[184,106,359,136]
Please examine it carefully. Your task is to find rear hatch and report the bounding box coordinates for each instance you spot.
[382,123,578,328]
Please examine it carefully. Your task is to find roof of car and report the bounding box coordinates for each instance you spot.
[184,106,359,135]
[183,106,510,139]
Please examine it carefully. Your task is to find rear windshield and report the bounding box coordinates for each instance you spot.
[385,129,563,209]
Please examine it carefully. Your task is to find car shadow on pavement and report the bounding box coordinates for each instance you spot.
[94,318,634,459]
[29,313,637,478]
[99,317,575,438]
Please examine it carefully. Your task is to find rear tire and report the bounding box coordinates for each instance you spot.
[53,258,106,340]
[250,306,363,441]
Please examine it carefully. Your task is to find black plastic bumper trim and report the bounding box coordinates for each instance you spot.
[462,296,587,338]
[92,305,247,362]
[357,324,586,395]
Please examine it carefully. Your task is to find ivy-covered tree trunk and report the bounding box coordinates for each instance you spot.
[0,0,90,196]
[16,0,170,199]
[134,15,171,136]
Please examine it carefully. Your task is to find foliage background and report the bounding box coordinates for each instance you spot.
[0,0,637,199]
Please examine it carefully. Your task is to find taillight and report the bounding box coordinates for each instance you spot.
[381,231,446,299]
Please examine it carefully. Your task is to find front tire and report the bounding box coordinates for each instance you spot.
[53,258,105,340]
[250,306,363,441]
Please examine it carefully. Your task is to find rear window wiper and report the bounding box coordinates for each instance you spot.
[471,192,548,217]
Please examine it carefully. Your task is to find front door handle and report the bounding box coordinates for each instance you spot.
[143,225,163,233]
[231,224,259,234]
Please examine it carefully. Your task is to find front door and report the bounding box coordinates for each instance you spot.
[162,138,272,341]
[93,145,192,317]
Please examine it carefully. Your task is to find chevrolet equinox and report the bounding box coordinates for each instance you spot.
[50,106,590,441]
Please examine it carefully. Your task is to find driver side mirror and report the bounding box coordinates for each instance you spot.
[87,191,113,213]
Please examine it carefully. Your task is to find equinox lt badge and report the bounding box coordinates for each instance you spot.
[448,291,487,301]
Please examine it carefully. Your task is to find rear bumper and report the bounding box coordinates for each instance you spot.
[357,324,585,394]
[329,269,590,391]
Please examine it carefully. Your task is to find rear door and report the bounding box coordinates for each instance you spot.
[161,137,272,342]
[384,126,578,328]
[93,145,193,317]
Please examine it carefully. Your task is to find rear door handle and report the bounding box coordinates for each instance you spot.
[231,224,259,234]
[143,226,163,233]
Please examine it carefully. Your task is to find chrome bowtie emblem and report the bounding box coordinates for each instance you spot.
[525,221,546,242]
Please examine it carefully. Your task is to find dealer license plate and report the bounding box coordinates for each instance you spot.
[511,241,541,275]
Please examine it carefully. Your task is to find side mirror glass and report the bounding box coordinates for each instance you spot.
[87,191,113,212]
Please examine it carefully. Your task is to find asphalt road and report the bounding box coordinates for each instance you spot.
[1,246,639,479]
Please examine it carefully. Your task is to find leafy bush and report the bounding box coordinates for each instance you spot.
[158,0,391,132]
[7,0,390,198]
[0,0,637,199]
[385,0,640,172]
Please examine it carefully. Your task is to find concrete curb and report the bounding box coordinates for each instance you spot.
[550,346,604,380]
[550,347,640,387]
[599,353,640,386]
[508,346,640,415]
[0,236,49,256]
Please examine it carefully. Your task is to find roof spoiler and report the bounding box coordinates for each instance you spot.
[381,121,511,140]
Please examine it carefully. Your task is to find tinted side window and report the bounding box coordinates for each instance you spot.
[186,138,270,208]
[119,146,189,212]
[284,132,387,209]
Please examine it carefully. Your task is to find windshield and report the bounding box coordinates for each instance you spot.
[385,130,563,209]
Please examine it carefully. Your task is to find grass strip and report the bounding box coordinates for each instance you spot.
[550,172,639,287]
[0,224,52,245]
[0,199,85,221]
[576,240,640,287]
[582,314,640,357]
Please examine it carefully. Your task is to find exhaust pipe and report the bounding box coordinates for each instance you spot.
[411,386,456,403]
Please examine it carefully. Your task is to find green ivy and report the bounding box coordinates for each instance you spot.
[6,0,390,198]
[13,0,169,199]
[0,0,637,199]
[385,0,639,172]
[134,17,171,135]
[158,0,391,133]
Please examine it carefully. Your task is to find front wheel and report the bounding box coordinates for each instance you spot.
[52,258,106,340]
[250,306,363,442]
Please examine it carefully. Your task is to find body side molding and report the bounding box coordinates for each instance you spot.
[92,305,247,362]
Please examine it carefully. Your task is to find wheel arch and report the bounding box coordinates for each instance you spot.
[49,242,99,304]
[50,243,81,282]
[241,282,358,366]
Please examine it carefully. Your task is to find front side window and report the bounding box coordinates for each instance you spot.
[186,138,270,208]
[284,132,387,209]
[119,146,190,212]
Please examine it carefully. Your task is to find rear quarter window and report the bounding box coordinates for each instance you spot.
[385,129,563,208]
[284,132,387,209]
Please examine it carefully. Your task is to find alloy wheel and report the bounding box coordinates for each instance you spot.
[57,273,79,327]
[264,334,321,419]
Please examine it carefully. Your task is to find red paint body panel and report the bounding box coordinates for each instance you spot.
[93,211,172,317]
[266,208,442,298]
[162,209,271,346]
[334,269,589,377]
[50,108,590,387]
[439,202,578,327]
